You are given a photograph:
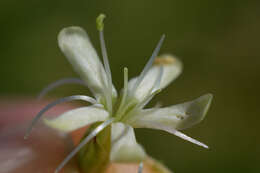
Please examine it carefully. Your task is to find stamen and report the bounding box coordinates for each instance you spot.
[151,66,163,93]
[116,67,128,116]
[55,118,115,173]
[123,67,129,101]
[131,34,165,96]
[37,78,87,100]
[24,95,98,139]
[121,89,161,123]
[97,14,113,113]
[138,162,143,173]
[172,130,209,149]
[121,67,163,121]
[135,68,163,110]
[136,89,161,110]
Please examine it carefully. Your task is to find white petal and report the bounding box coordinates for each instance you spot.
[44,106,109,132]
[58,26,117,99]
[110,122,146,163]
[130,94,213,147]
[128,54,182,102]
[132,94,212,130]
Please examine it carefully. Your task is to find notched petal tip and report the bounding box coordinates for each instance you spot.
[176,93,213,130]
[194,93,213,116]
[131,94,213,147]
[188,93,213,120]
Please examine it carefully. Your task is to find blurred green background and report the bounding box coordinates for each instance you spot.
[0,0,259,172]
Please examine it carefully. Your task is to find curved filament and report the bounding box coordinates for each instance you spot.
[55,118,115,173]
[24,95,98,139]
[37,78,87,100]
[138,162,143,173]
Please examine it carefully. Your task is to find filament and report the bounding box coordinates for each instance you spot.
[24,95,98,139]
[151,66,163,93]
[99,30,113,114]
[37,78,87,100]
[131,34,165,96]
[116,67,129,116]
[55,118,115,173]
[138,162,143,173]
[172,130,209,149]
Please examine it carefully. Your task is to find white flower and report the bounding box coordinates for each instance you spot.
[25,14,212,173]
